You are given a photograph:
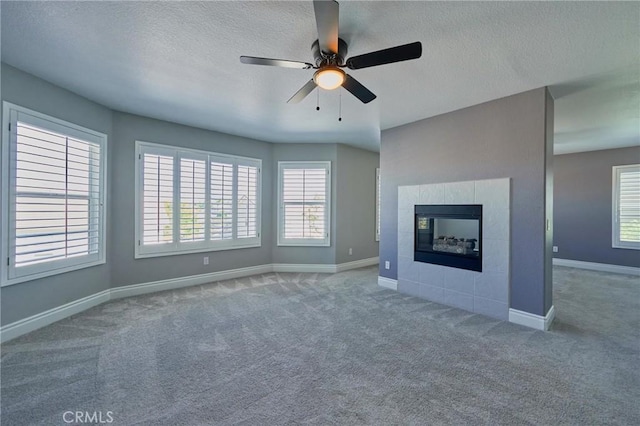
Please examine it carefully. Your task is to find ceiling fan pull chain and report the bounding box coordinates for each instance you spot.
[338,88,342,122]
[316,89,320,111]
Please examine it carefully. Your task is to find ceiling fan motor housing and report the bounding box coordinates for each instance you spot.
[312,38,348,67]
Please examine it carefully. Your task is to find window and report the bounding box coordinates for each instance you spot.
[613,164,640,250]
[278,161,331,246]
[376,167,381,241]
[135,141,261,257]
[1,102,107,286]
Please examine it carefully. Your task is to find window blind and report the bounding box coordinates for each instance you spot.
[142,153,173,245]
[376,168,381,241]
[237,165,258,239]
[617,165,640,245]
[210,160,234,241]
[278,162,330,246]
[179,158,206,242]
[282,168,327,239]
[13,122,101,268]
[135,141,261,257]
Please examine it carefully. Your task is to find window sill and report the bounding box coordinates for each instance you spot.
[277,241,331,247]
[135,241,262,259]
[612,243,640,251]
[1,258,107,287]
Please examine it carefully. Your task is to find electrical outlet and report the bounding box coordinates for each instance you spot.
[384,261,390,270]
[348,248,353,255]
[203,256,209,265]
[552,246,558,253]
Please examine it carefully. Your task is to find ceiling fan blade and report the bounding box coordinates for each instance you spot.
[345,41,422,70]
[342,74,376,104]
[313,0,339,54]
[287,79,318,104]
[240,56,313,69]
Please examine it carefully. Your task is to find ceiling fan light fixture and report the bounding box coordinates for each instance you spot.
[313,67,345,90]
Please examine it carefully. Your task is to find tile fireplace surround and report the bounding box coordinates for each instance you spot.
[397,178,510,320]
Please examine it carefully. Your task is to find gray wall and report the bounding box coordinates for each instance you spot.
[271,143,338,265]
[1,64,113,325]
[1,64,381,325]
[110,112,273,288]
[554,146,640,267]
[379,88,553,316]
[335,144,379,264]
[270,143,380,265]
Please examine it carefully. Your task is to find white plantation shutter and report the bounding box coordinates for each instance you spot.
[278,161,331,246]
[179,157,206,242]
[210,160,234,241]
[282,169,326,239]
[237,164,258,239]
[135,142,261,257]
[2,103,106,285]
[142,153,173,245]
[13,124,100,266]
[376,168,381,241]
[613,164,640,249]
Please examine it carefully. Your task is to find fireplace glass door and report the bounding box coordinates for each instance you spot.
[414,205,482,272]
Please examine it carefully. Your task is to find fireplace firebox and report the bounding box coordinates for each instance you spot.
[414,205,482,272]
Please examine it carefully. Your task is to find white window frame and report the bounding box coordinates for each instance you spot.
[134,141,261,258]
[1,102,107,287]
[612,164,640,250]
[277,161,331,247]
[375,167,381,242]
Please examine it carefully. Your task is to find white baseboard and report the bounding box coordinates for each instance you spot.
[272,257,378,274]
[553,258,640,276]
[110,264,273,300]
[378,276,398,290]
[336,257,379,273]
[509,305,555,331]
[0,289,110,343]
[1,258,380,343]
[272,263,337,273]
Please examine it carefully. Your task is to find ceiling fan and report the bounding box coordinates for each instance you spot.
[240,0,422,104]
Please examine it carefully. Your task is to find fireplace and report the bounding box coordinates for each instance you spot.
[414,204,482,272]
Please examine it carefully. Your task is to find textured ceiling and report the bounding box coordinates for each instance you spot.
[551,66,639,154]
[1,1,639,152]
